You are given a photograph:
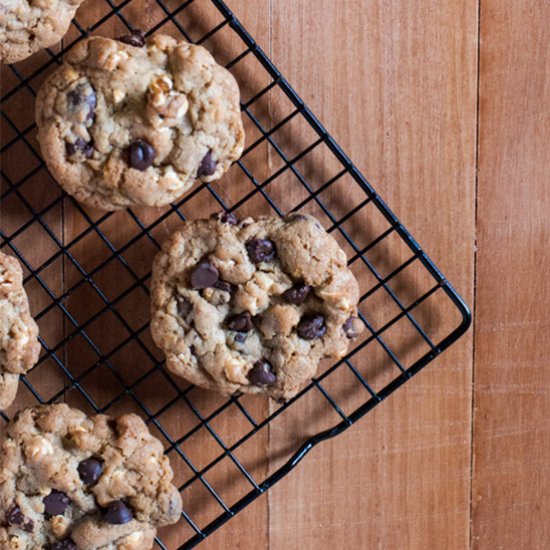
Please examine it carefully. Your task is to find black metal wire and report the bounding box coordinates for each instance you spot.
[0,0,471,548]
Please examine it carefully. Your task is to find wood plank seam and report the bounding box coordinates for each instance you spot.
[469,1,482,549]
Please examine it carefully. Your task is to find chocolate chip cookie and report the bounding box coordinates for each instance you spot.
[0,251,40,410]
[0,0,86,64]
[36,34,245,210]
[0,404,182,549]
[150,213,363,401]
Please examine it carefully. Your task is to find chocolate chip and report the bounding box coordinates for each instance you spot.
[297,314,327,340]
[67,83,97,123]
[129,139,156,171]
[116,30,145,47]
[47,539,77,550]
[197,150,217,177]
[23,518,34,532]
[104,501,133,525]
[67,91,80,107]
[7,506,33,532]
[78,458,103,486]
[282,283,311,304]
[190,260,219,289]
[246,239,275,263]
[65,138,94,159]
[23,520,34,533]
[107,419,119,433]
[6,506,23,525]
[234,332,248,343]
[343,316,359,339]
[44,491,70,517]
[214,280,234,293]
[247,360,276,386]
[177,298,193,318]
[85,90,97,123]
[226,311,253,332]
[238,219,253,228]
[211,211,238,225]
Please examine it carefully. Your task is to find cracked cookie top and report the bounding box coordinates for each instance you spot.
[0,251,40,410]
[150,213,363,401]
[0,404,182,549]
[0,0,86,64]
[35,34,245,210]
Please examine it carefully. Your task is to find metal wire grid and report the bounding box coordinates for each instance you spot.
[0,0,471,548]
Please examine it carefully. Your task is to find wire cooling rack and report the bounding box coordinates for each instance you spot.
[0,0,471,548]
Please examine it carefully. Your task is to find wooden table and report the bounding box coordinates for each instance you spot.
[1,1,549,549]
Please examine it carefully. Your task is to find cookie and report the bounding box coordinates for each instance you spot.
[0,251,40,410]
[150,213,363,401]
[36,34,245,211]
[0,404,182,549]
[0,0,86,64]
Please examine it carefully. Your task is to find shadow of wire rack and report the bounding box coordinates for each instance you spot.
[0,0,471,548]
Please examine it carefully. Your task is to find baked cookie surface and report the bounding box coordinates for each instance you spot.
[36,34,245,211]
[151,213,363,401]
[0,0,86,64]
[0,251,40,410]
[0,404,182,549]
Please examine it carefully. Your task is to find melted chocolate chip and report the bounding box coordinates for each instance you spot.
[47,539,77,550]
[6,506,23,525]
[246,239,276,263]
[177,298,193,318]
[67,91,79,107]
[297,314,327,340]
[129,139,156,171]
[282,283,311,304]
[190,260,219,289]
[65,138,94,159]
[238,219,253,229]
[7,505,33,531]
[67,83,97,123]
[214,280,234,293]
[85,91,97,123]
[248,360,277,386]
[211,211,238,225]
[226,311,253,332]
[104,501,133,525]
[23,520,34,533]
[116,30,145,47]
[107,419,119,433]
[44,491,70,517]
[78,458,103,486]
[234,332,248,344]
[197,150,217,177]
[343,316,359,339]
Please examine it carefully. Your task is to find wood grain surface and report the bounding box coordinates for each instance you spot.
[472,1,550,549]
[1,0,548,549]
